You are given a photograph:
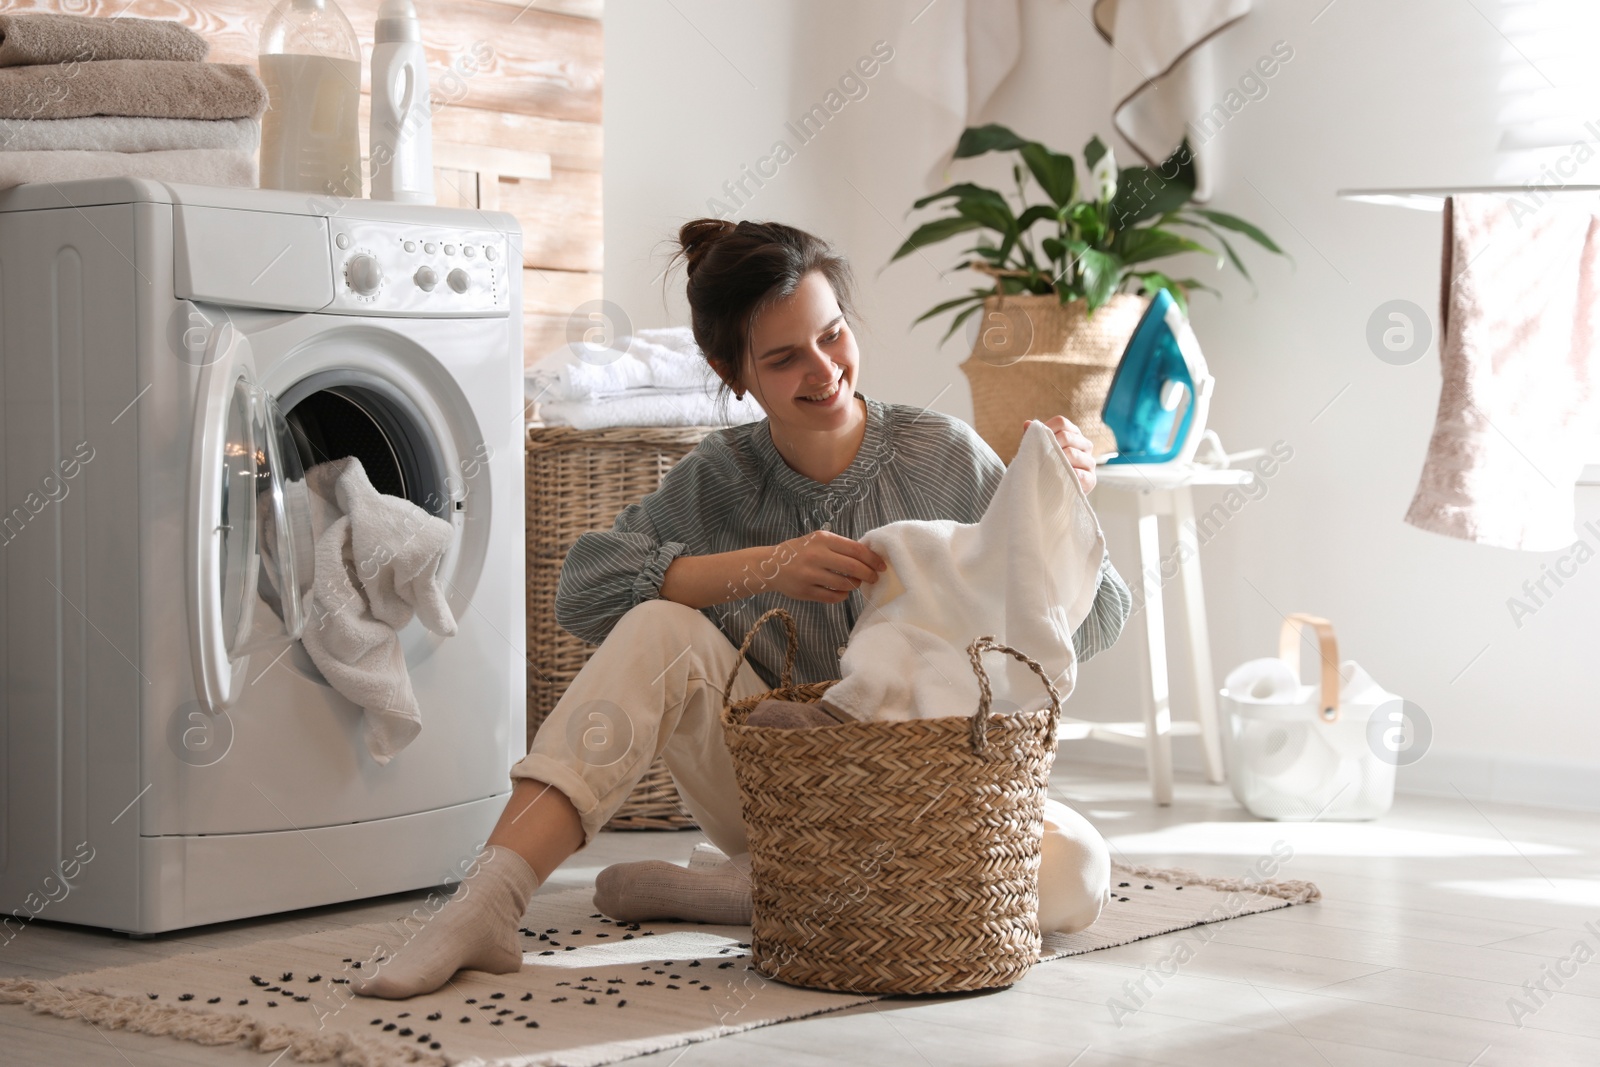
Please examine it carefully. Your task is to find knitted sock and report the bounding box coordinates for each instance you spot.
[351,845,539,999]
[593,852,753,925]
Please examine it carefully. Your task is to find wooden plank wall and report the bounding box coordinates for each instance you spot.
[6,0,603,367]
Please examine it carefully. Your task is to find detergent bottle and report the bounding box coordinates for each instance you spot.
[369,0,436,204]
[258,0,363,198]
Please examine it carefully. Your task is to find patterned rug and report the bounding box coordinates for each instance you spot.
[0,863,1319,1067]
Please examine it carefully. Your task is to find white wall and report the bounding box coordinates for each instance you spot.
[604,0,1600,810]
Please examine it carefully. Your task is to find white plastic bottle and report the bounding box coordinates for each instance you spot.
[258,0,362,197]
[369,0,435,204]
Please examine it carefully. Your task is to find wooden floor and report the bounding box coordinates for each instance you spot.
[4,765,1598,1066]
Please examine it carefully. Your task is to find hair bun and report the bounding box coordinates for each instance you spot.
[678,218,738,277]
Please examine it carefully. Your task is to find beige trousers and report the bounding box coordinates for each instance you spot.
[512,599,1110,934]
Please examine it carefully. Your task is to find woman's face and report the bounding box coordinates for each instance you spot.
[740,270,861,434]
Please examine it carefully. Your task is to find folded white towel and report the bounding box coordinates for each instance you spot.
[0,146,255,191]
[298,457,457,766]
[822,420,1107,723]
[527,326,736,401]
[0,115,258,154]
[534,389,764,430]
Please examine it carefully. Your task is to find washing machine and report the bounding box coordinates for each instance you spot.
[0,179,525,934]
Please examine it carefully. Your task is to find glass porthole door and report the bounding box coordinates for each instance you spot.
[188,323,316,714]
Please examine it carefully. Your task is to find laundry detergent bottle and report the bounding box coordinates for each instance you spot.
[369,0,435,203]
[258,0,363,197]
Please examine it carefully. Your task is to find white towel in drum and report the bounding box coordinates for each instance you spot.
[821,420,1107,723]
[299,457,457,765]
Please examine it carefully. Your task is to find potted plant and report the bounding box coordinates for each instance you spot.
[891,124,1285,463]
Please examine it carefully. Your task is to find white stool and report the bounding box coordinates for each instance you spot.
[1058,463,1257,804]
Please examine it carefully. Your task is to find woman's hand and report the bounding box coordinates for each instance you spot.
[1024,415,1097,494]
[766,530,887,604]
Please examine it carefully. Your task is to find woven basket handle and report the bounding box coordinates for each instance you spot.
[1278,612,1341,723]
[721,606,799,703]
[965,636,1063,758]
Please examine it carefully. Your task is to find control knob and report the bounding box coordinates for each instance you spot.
[346,253,382,295]
[414,266,438,292]
[447,268,471,294]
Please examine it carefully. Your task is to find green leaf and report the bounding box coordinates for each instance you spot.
[1188,208,1285,255]
[1172,277,1222,297]
[955,196,1018,238]
[890,216,983,261]
[1115,227,1216,267]
[1016,204,1058,234]
[912,291,987,327]
[1172,217,1259,292]
[1019,143,1076,207]
[954,123,1031,158]
[1078,248,1123,311]
[939,301,984,346]
[1136,271,1186,315]
[1068,201,1106,245]
[956,242,1008,264]
[912,182,1000,211]
[1109,140,1197,227]
[1084,135,1108,173]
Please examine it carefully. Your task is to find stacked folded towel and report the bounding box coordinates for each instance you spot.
[524,325,767,429]
[0,13,266,191]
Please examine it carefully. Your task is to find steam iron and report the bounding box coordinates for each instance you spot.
[1100,289,1214,465]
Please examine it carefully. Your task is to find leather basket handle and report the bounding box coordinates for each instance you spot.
[1278,613,1340,723]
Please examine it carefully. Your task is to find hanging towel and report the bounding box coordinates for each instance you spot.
[1092,0,1252,202]
[892,0,1022,188]
[0,60,267,121]
[1404,194,1600,552]
[298,457,458,766]
[0,146,256,191]
[0,115,258,154]
[820,420,1107,723]
[0,13,209,67]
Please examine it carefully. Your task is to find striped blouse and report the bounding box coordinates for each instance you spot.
[555,392,1133,691]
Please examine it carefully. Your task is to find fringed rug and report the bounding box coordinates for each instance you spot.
[0,863,1319,1067]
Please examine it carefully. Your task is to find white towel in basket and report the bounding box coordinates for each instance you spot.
[822,420,1107,722]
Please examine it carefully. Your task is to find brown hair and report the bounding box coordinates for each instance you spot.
[668,219,858,405]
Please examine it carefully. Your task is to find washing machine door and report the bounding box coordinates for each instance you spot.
[188,323,316,714]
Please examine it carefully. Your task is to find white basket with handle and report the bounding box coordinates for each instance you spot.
[1220,613,1401,821]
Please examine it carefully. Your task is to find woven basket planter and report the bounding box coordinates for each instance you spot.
[525,424,717,831]
[961,292,1148,464]
[721,608,1063,995]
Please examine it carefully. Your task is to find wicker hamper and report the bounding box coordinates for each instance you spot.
[721,608,1064,995]
[525,424,716,831]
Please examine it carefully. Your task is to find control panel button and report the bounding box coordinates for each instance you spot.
[463,245,476,258]
[335,233,350,250]
[485,245,497,261]
[447,268,471,294]
[404,240,416,253]
[414,265,439,292]
[424,242,437,254]
[444,243,456,256]
[346,253,382,295]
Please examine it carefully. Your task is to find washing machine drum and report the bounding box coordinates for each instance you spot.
[278,371,449,518]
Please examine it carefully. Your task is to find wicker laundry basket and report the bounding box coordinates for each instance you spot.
[525,424,717,831]
[720,608,1063,995]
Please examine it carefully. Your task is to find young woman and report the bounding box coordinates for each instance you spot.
[354,219,1133,999]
